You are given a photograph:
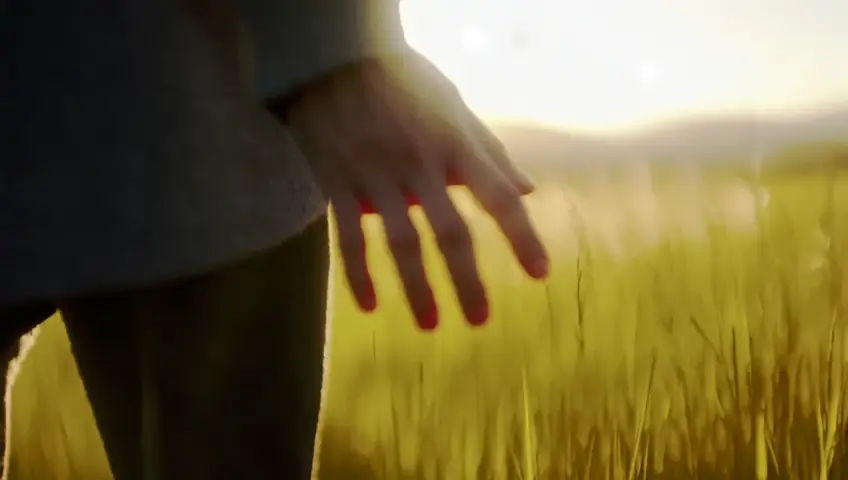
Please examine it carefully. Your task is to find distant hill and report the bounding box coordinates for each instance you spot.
[487,104,848,171]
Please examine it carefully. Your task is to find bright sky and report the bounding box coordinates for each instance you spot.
[400,0,848,132]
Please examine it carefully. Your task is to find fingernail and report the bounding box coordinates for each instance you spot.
[446,168,463,186]
[519,182,537,195]
[517,173,537,194]
[405,192,422,207]
[361,279,377,312]
[358,199,376,215]
[467,302,489,326]
[529,258,550,279]
[417,293,439,331]
[518,186,535,196]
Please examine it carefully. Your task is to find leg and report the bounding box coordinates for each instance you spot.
[0,303,55,480]
[60,217,330,480]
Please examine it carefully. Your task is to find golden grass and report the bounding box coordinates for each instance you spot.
[7,142,848,479]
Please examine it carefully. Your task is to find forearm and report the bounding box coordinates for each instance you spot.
[233,0,409,101]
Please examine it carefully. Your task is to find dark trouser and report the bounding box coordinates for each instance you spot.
[0,216,330,479]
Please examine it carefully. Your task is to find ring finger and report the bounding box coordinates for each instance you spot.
[412,169,489,326]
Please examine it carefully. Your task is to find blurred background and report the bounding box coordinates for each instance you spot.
[8,1,848,479]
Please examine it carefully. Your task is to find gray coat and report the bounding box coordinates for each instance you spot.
[0,0,406,304]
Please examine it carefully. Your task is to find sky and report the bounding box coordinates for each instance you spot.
[400,0,848,132]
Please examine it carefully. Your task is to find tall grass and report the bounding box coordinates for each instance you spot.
[7,142,848,479]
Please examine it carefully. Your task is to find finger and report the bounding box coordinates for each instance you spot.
[367,178,438,330]
[295,136,378,313]
[457,142,550,280]
[463,112,536,195]
[359,190,424,215]
[412,173,489,326]
[332,190,377,312]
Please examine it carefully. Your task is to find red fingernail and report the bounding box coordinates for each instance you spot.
[529,259,550,279]
[361,279,377,312]
[446,168,463,186]
[359,192,425,214]
[405,192,422,207]
[467,302,489,326]
[417,293,439,331]
[359,199,376,215]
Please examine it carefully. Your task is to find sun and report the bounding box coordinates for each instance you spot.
[459,26,488,54]
[637,63,661,86]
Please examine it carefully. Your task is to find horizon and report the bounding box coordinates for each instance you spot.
[485,101,848,142]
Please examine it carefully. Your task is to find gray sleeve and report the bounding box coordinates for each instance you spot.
[233,0,409,99]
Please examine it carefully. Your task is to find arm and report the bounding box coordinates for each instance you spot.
[233,0,409,101]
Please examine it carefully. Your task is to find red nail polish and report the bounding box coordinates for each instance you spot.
[405,192,422,208]
[446,168,463,186]
[359,192,425,214]
[417,294,439,330]
[419,311,438,330]
[361,280,377,312]
[529,259,550,279]
[359,199,376,215]
[468,302,489,326]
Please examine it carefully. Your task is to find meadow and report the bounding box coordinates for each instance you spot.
[6,141,848,479]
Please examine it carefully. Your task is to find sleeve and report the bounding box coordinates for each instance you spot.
[233,0,410,99]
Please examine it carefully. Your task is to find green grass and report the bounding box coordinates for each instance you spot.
[8,142,848,479]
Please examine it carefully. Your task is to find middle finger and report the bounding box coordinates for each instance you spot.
[366,176,439,330]
[411,172,489,326]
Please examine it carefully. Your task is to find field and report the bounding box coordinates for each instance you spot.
[6,141,848,479]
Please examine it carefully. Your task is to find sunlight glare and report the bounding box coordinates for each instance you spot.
[459,27,488,53]
[400,0,848,132]
[637,63,661,86]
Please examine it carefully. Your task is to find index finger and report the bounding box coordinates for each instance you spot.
[464,113,536,195]
[457,142,550,280]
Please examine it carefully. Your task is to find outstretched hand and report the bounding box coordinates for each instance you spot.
[285,53,549,330]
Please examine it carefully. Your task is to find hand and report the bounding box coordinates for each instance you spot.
[285,53,549,330]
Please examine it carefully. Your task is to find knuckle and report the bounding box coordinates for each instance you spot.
[455,137,481,160]
[434,218,472,250]
[485,134,509,156]
[387,225,421,254]
[488,189,523,216]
